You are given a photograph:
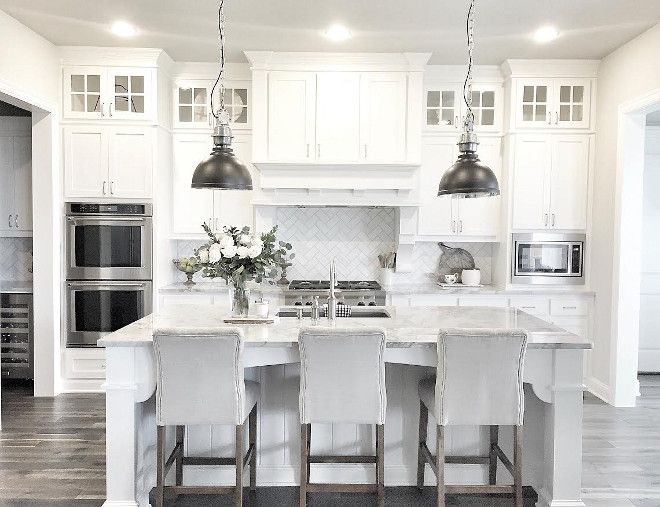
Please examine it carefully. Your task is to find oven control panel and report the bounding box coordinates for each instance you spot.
[67,203,152,216]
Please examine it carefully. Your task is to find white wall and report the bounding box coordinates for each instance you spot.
[0,9,60,396]
[590,22,660,405]
[639,127,660,372]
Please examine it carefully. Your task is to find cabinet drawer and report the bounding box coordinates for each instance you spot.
[509,297,550,316]
[64,349,106,379]
[458,296,507,308]
[550,299,588,317]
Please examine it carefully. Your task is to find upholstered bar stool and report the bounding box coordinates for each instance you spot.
[153,328,259,507]
[417,329,528,507]
[298,327,387,507]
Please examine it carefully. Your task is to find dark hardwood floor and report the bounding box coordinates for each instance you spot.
[1,377,660,506]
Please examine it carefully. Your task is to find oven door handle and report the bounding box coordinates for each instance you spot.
[67,282,147,288]
[66,216,147,223]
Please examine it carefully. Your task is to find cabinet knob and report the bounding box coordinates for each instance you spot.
[102,181,107,195]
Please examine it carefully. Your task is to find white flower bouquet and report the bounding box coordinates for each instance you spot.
[195,223,294,316]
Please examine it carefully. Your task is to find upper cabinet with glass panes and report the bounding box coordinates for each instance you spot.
[425,83,501,132]
[174,79,249,130]
[515,78,591,130]
[63,66,155,121]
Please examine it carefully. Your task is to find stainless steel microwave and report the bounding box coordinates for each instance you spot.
[511,233,585,285]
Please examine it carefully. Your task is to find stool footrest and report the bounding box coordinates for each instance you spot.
[306,483,379,493]
[309,454,377,464]
[446,485,516,495]
[164,485,236,495]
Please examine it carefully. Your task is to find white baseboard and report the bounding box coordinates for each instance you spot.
[536,487,586,507]
[101,501,138,507]
[60,377,105,393]
[584,376,614,405]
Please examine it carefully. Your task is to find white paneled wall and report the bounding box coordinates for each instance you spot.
[0,237,33,280]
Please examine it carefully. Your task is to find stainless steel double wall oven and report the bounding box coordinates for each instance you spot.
[65,203,153,347]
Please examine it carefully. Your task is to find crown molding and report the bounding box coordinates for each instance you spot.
[244,51,431,72]
[500,59,600,79]
[59,47,170,67]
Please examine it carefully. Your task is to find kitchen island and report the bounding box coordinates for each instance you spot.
[99,305,591,507]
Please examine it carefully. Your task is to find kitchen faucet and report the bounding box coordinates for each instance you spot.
[327,259,337,320]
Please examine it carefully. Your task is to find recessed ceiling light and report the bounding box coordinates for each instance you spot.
[324,24,351,42]
[111,20,138,38]
[533,25,559,43]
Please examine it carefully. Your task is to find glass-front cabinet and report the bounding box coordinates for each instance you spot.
[174,79,250,130]
[515,78,591,129]
[425,83,501,132]
[63,66,154,121]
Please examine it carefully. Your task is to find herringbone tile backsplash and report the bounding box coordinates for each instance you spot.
[0,238,33,281]
[174,207,493,284]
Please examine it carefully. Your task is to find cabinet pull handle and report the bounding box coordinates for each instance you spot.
[455,115,459,129]
[459,220,463,233]
[110,181,114,195]
[555,111,559,125]
[364,144,368,159]
[547,112,551,124]
[102,181,107,195]
[8,214,12,228]
[544,213,548,227]
[208,113,213,126]
[451,220,456,233]
[14,215,18,228]
[109,103,113,118]
[551,213,556,227]
[317,144,320,158]
[563,306,577,310]
[521,306,535,309]
[306,144,310,158]
[100,102,105,118]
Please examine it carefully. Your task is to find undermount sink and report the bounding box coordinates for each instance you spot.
[276,308,391,319]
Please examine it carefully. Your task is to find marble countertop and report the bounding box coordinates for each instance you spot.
[161,280,595,298]
[99,304,592,350]
[0,280,33,294]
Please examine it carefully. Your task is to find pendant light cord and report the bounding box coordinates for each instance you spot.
[462,0,476,131]
[210,0,226,121]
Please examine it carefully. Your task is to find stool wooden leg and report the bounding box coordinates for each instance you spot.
[437,425,445,507]
[514,425,523,507]
[235,424,244,507]
[249,406,257,491]
[155,425,165,507]
[176,425,185,487]
[417,399,428,490]
[300,424,309,507]
[376,424,385,507]
[306,423,311,481]
[489,425,499,485]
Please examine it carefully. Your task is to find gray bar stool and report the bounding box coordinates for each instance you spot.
[417,329,528,507]
[153,328,259,507]
[298,327,387,507]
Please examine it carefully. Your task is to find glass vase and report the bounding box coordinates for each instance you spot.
[231,281,250,317]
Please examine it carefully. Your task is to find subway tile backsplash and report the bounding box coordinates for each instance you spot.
[174,207,493,284]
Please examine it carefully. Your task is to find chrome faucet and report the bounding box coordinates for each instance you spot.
[327,259,338,320]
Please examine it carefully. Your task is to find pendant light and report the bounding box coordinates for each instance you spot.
[191,0,253,190]
[438,0,499,198]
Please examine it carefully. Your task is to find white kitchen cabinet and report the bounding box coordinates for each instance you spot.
[409,295,458,307]
[515,78,591,130]
[267,71,316,162]
[509,296,550,318]
[316,72,361,162]
[0,134,32,235]
[426,84,501,133]
[418,136,501,238]
[63,66,154,121]
[174,79,212,129]
[417,136,457,236]
[171,133,253,238]
[458,296,507,307]
[512,134,589,230]
[63,125,153,199]
[360,72,407,162]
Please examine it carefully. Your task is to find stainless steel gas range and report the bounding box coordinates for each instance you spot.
[284,280,386,307]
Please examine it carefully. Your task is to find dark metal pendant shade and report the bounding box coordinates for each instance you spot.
[191,123,253,190]
[191,146,253,190]
[438,151,500,198]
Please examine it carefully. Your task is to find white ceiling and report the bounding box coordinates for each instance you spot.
[1,0,659,64]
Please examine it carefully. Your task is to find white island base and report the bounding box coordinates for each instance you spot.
[101,306,588,507]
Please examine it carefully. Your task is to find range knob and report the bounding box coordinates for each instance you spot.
[294,301,303,306]
[305,301,313,306]
[368,301,377,307]
[357,301,366,306]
